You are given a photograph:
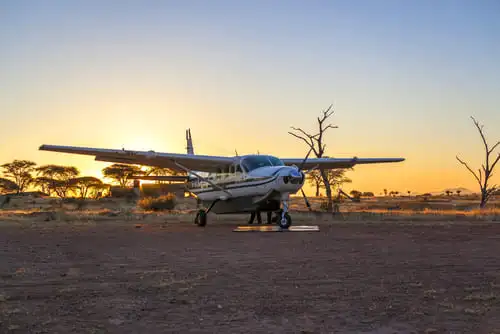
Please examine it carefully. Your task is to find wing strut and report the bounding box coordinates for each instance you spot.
[173,161,232,197]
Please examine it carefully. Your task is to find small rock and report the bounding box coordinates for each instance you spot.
[217,304,222,309]
[67,268,80,277]
[109,318,124,325]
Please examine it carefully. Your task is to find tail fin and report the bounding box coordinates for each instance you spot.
[186,128,194,155]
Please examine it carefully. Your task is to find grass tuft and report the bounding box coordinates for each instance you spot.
[137,194,177,211]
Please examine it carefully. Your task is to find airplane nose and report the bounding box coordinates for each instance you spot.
[282,169,304,185]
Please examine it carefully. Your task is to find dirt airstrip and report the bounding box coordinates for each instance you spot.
[1,218,500,333]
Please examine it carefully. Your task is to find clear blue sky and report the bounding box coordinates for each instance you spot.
[1,0,499,193]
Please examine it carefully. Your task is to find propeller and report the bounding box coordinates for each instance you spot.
[298,146,314,170]
[301,188,312,211]
[297,147,315,211]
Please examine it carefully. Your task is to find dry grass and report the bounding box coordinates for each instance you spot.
[0,194,498,225]
[346,207,500,216]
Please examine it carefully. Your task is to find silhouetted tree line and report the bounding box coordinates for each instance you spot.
[0,160,180,198]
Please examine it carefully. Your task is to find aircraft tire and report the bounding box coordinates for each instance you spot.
[195,210,207,227]
[278,213,292,229]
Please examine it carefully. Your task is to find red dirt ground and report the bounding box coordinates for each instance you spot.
[1,220,500,333]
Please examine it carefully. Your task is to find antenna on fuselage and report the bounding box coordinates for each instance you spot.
[186,128,194,155]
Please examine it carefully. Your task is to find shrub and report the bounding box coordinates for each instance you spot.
[320,200,329,211]
[138,194,176,211]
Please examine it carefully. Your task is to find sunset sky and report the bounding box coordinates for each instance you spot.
[1,0,499,195]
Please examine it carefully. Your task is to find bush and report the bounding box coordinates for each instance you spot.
[138,194,176,211]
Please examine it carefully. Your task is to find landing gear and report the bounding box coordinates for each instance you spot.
[194,199,219,227]
[279,212,292,229]
[278,198,292,229]
[194,209,207,226]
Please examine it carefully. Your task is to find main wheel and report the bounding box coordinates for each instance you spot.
[278,212,292,229]
[194,209,207,227]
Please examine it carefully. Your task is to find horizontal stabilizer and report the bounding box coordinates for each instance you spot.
[128,175,189,182]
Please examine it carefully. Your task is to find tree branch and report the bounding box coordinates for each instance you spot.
[317,105,334,127]
[290,127,318,141]
[471,116,490,154]
[456,155,482,187]
[489,141,499,154]
[323,104,334,119]
[288,131,312,145]
[491,153,500,172]
[323,124,339,132]
[288,132,318,155]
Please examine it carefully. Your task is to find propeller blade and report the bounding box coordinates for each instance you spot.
[298,146,314,170]
[303,164,319,174]
[301,188,313,211]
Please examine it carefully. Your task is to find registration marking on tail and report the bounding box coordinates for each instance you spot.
[233,225,319,232]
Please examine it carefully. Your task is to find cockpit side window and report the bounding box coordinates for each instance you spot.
[240,155,284,172]
[268,156,284,167]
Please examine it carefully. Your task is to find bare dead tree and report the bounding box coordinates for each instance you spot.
[289,104,338,211]
[456,116,499,209]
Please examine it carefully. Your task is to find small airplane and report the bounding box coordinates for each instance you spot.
[39,129,404,229]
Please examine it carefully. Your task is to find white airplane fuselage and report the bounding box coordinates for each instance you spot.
[185,155,305,213]
[189,165,304,201]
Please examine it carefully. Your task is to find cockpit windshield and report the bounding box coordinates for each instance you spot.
[240,155,284,172]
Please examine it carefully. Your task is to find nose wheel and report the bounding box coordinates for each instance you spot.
[279,212,292,229]
[278,198,292,229]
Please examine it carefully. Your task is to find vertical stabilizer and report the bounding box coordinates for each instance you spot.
[186,128,194,155]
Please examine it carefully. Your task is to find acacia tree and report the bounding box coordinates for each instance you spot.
[146,166,177,176]
[1,160,36,193]
[145,166,185,184]
[34,165,80,198]
[102,164,144,187]
[289,105,338,211]
[350,190,361,198]
[307,168,352,196]
[71,176,103,198]
[456,116,499,208]
[0,177,19,194]
[307,170,323,196]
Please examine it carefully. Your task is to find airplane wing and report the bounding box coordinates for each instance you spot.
[281,157,405,170]
[38,145,234,173]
